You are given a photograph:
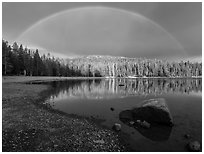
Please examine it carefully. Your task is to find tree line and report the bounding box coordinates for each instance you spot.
[2,39,71,76]
[2,39,202,77]
[68,55,202,77]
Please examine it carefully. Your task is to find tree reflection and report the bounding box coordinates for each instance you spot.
[46,78,202,100]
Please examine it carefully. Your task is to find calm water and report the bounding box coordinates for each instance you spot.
[44,78,202,152]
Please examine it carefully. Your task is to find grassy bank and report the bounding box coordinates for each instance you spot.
[2,76,126,152]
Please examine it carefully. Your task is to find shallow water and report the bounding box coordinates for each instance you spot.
[44,78,202,152]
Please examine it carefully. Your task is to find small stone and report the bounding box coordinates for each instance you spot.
[188,141,201,152]
[54,144,58,148]
[93,139,105,144]
[112,123,121,131]
[110,107,114,111]
[129,121,135,125]
[184,134,191,139]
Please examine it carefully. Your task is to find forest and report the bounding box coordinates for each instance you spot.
[2,39,202,77]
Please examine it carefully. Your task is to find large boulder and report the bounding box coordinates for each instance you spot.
[119,98,173,141]
[132,98,173,126]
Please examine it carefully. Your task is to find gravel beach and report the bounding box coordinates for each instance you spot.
[2,76,127,152]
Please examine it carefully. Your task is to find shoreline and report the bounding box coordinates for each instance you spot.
[2,75,202,83]
[2,76,202,152]
[2,77,127,152]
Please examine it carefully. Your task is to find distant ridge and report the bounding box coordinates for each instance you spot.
[66,54,202,63]
[184,56,202,63]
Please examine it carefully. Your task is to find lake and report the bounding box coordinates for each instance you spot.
[43,78,202,152]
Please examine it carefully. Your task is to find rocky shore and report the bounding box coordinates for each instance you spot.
[2,77,126,152]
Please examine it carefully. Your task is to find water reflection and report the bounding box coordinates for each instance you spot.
[47,78,202,100]
[43,78,202,151]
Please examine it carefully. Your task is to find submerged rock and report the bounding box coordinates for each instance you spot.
[187,141,201,152]
[132,98,173,126]
[119,111,172,141]
[136,120,141,123]
[140,121,150,129]
[112,123,121,132]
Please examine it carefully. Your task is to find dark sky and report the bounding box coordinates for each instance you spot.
[2,2,202,59]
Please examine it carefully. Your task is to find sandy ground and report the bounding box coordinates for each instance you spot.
[2,76,127,152]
